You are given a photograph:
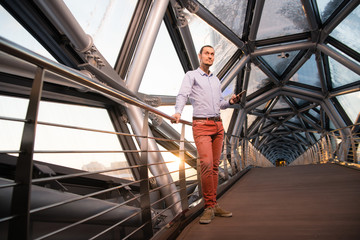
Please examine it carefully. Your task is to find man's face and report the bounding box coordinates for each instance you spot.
[199,47,215,67]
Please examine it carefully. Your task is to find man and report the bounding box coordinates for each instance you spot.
[172,45,242,224]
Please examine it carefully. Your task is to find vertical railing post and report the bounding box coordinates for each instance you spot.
[326,134,333,161]
[9,67,44,240]
[179,123,188,211]
[350,130,357,163]
[139,110,153,237]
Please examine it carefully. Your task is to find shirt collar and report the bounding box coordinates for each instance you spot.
[197,67,213,77]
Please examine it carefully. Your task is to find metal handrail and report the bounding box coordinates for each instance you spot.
[0,36,192,126]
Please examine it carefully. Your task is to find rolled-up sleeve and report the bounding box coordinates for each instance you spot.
[175,73,193,114]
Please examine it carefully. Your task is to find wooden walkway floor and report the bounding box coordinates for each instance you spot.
[177,163,360,240]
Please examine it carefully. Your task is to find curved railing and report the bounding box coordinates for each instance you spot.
[290,123,360,168]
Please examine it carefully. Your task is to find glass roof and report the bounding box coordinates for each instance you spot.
[0,0,359,165]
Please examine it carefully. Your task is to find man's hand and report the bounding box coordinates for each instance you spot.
[230,90,246,105]
[230,94,240,105]
[171,113,181,124]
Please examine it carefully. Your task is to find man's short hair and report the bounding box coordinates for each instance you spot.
[199,45,214,54]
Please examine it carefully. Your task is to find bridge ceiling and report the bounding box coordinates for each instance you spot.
[0,0,359,165]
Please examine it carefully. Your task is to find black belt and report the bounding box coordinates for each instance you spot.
[193,116,222,122]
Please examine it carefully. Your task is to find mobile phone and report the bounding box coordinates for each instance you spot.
[237,90,246,97]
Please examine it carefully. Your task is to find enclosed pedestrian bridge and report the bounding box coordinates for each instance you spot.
[0,0,359,239]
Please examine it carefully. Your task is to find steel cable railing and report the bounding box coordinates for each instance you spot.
[290,123,360,167]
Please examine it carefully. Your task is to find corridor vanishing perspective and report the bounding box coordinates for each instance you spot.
[0,0,359,239]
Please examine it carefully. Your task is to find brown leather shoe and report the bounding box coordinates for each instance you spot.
[199,207,214,224]
[213,204,232,217]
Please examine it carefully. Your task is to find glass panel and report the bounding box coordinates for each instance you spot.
[222,78,236,99]
[257,0,310,40]
[336,92,360,124]
[290,55,321,88]
[34,101,133,180]
[247,63,269,95]
[139,21,184,96]
[261,50,299,76]
[329,56,359,88]
[309,109,320,119]
[271,97,290,110]
[247,114,258,127]
[157,105,194,143]
[316,0,344,23]
[221,108,234,132]
[197,0,247,37]
[64,0,137,67]
[292,97,308,107]
[255,102,268,111]
[289,116,301,124]
[0,6,56,61]
[186,10,237,75]
[313,133,321,141]
[330,6,360,54]
[0,96,27,151]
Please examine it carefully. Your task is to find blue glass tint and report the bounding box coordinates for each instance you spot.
[290,55,321,88]
[292,97,309,107]
[64,0,137,67]
[261,50,300,76]
[257,0,309,40]
[197,0,247,37]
